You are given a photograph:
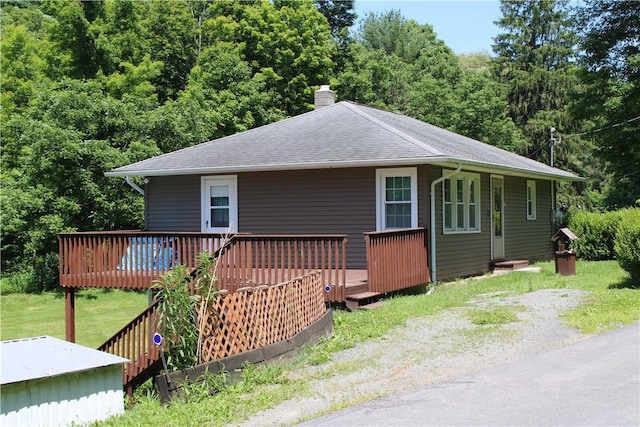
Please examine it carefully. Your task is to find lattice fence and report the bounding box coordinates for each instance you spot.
[197,271,325,363]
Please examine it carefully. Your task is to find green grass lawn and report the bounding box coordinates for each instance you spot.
[95,259,639,426]
[0,288,148,348]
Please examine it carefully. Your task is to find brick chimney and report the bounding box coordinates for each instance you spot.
[314,85,335,109]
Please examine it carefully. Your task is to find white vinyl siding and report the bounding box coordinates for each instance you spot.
[443,171,481,233]
[376,168,418,231]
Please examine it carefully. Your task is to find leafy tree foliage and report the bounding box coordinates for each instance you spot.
[202,0,335,116]
[575,0,640,207]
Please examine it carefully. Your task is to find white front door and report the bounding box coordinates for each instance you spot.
[491,176,505,260]
[201,176,238,233]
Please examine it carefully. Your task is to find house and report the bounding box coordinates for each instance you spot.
[57,86,581,393]
[105,86,580,282]
[1,336,129,426]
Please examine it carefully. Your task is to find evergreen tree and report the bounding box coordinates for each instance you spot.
[492,0,580,166]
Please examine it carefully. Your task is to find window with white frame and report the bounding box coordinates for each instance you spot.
[376,168,418,231]
[526,180,536,220]
[442,171,481,233]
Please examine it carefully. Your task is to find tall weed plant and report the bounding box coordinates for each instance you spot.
[153,252,220,372]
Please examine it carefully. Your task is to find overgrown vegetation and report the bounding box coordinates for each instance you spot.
[153,252,219,371]
[568,209,625,260]
[567,208,640,282]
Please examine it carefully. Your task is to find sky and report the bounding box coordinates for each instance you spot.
[353,1,502,55]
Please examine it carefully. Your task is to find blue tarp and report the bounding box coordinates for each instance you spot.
[117,237,175,271]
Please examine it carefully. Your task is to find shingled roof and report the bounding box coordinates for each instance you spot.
[106,101,580,181]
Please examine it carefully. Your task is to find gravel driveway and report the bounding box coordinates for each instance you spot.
[239,288,589,426]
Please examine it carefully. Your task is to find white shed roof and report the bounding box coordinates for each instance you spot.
[1,336,129,385]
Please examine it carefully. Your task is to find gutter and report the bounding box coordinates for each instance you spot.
[430,163,462,282]
[125,175,145,196]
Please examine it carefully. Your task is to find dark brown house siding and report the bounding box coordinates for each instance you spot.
[145,165,554,279]
[503,177,554,262]
[429,166,491,281]
[146,168,381,269]
[146,175,201,231]
[238,168,376,269]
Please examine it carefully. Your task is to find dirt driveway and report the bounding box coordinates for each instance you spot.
[239,288,590,426]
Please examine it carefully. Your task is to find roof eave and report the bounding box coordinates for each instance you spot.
[432,160,583,181]
[104,157,450,177]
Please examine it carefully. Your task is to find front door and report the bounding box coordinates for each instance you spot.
[201,176,238,233]
[491,176,505,260]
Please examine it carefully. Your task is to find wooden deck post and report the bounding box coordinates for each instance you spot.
[65,287,75,342]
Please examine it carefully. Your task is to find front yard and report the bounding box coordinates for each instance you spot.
[103,259,638,426]
[1,260,638,425]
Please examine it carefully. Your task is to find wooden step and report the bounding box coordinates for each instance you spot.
[345,291,382,312]
[492,260,529,272]
[346,291,380,301]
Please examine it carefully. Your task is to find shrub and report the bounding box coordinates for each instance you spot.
[614,209,640,285]
[567,210,624,260]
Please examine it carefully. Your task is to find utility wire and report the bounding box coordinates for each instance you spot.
[561,115,640,139]
[526,114,640,159]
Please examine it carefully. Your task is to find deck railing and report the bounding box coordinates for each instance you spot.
[59,231,347,301]
[216,234,347,302]
[98,301,161,396]
[59,231,233,290]
[364,227,430,294]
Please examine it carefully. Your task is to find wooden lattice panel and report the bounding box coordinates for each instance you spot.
[197,271,325,363]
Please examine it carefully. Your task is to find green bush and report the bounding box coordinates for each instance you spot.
[614,209,640,285]
[567,210,624,260]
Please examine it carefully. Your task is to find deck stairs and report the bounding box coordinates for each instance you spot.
[345,290,383,311]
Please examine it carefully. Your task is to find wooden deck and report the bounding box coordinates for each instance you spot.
[59,228,429,396]
[59,229,429,340]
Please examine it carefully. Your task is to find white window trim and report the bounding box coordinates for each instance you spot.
[442,171,481,234]
[375,167,418,231]
[527,180,537,220]
[201,175,238,232]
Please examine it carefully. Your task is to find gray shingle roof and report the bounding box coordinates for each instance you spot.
[107,101,580,180]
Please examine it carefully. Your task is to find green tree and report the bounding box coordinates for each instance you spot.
[202,0,335,116]
[1,78,157,291]
[492,0,580,166]
[339,11,519,149]
[142,0,200,102]
[313,0,356,71]
[575,0,640,208]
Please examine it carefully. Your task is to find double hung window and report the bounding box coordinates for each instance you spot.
[376,168,418,231]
